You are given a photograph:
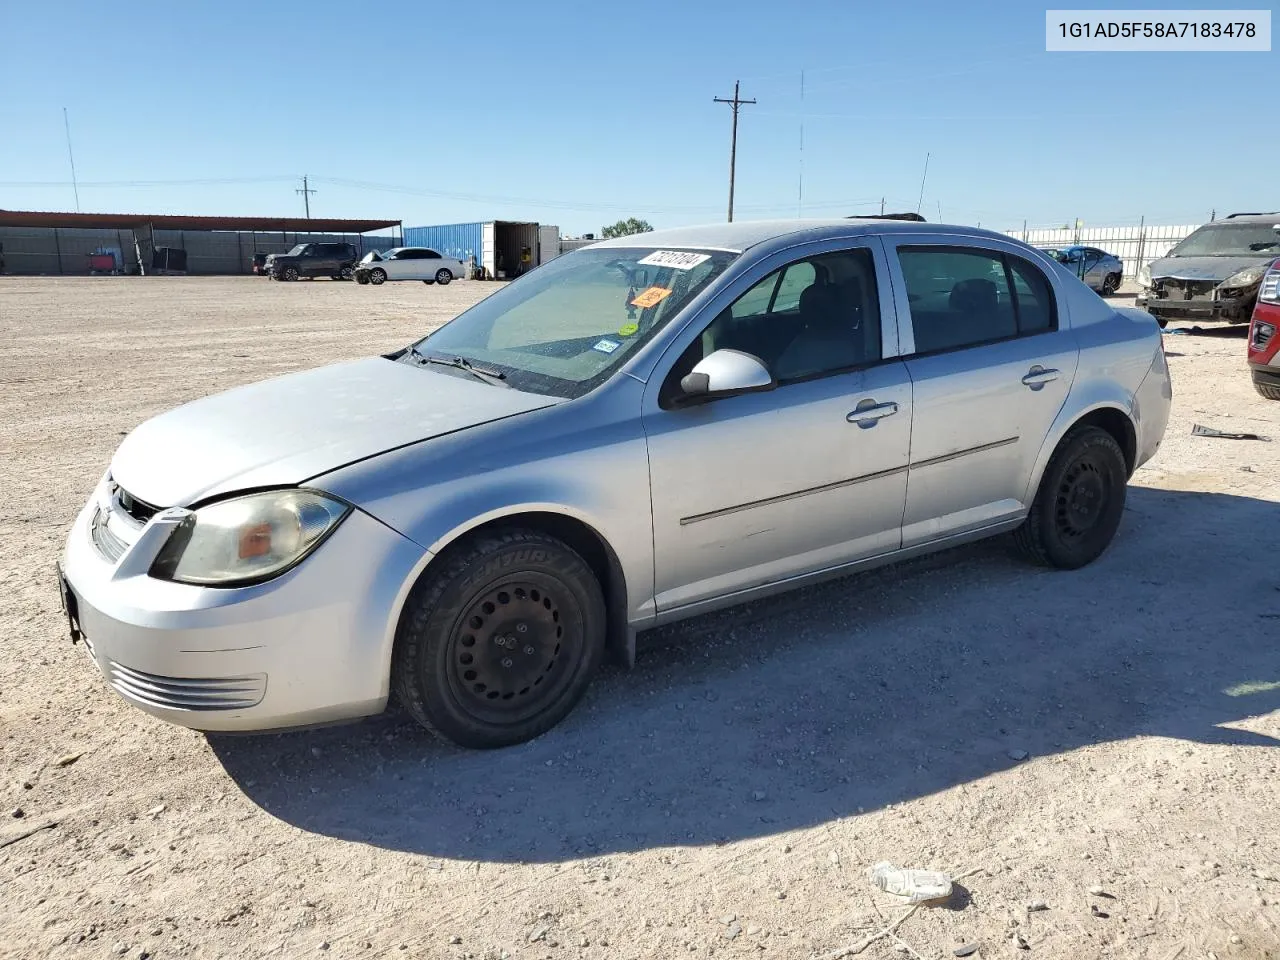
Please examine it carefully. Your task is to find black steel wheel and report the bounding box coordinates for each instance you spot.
[1013,425,1128,569]
[392,528,606,748]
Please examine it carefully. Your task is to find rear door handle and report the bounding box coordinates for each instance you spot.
[1021,366,1060,389]
[847,401,899,425]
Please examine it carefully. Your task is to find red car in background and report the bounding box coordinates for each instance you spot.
[1248,259,1280,400]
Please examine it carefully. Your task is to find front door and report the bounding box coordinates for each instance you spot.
[643,241,913,614]
[884,239,1079,546]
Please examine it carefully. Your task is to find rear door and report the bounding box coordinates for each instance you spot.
[883,237,1078,547]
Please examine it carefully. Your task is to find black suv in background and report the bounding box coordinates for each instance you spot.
[266,242,359,281]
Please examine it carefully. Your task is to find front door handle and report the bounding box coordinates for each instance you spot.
[847,401,899,425]
[1021,366,1060,389]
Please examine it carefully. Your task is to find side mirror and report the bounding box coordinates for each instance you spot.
[678,349,775,401]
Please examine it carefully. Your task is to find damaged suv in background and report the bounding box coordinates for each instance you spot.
[1138,213,1280,327]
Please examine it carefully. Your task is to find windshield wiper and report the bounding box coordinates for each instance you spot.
[410,347,509,387]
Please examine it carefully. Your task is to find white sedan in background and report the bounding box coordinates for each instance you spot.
[355,247,467,285]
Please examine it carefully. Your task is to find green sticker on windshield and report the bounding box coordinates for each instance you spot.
[618,322,639,337]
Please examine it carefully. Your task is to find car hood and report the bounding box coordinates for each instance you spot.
[1147,255,1269,282]
[109,357,560,507]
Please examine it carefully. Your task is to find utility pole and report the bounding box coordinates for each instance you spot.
[880,197,885,215]
[713,81,756,222]
[296,175,316,218]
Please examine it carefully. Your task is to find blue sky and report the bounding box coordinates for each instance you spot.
[0,2,1271,234]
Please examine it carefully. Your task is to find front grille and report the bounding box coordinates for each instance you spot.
[105,660,266,711]
[1154,278,1216,301]
[90,508,128,562]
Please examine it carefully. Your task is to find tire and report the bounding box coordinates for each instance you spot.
[1013,425,1128,570]
[356,273,370,285]
[1255,381,1280,401]
[423,279,434,285]
[369,268,387,285]
[1102,273,1121,295]
[392,528,606,749]
[282,266,299,281]
[435,269,453,285]
[340,265,354,280]
[1156,317,1168,329]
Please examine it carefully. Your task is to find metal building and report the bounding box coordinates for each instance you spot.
[401,221,560,279]
[0,210,402,276]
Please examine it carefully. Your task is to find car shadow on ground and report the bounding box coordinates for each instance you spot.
[210,486,1280,863]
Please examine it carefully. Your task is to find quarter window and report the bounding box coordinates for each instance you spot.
[898,246,1056,354]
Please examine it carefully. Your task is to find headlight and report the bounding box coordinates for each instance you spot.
[1138,263,1152,288]
[150,490,350,586]
[1218,264,1269,291]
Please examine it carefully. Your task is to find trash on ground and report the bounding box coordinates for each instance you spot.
[868,862,953,904]
[1192,424,1271,442]
[953,944,981,957]
[1026,899,1048,911]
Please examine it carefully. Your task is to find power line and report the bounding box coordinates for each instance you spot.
[713,81,756,222]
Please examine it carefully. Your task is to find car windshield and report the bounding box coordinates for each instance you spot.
[410,246,737,398]
[1168,223,1280,257]
[286,244,307,256]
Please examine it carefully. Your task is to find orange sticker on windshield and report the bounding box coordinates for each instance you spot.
[630,286,673,309]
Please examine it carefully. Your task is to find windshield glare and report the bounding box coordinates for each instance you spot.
[286,244,307,256]
[1169,223,1280,257]
[361,251,382,263]
[413,247,737,398]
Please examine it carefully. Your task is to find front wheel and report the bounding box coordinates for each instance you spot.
[282,266,299,281]
[1255,381,1280,401]
[369,268,386,285]
[392,528,606,749]
[356,273,370,285]
[1013,425,1128,569]
[435,269,453,285]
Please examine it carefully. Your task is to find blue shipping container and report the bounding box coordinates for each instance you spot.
[402,222,484,265]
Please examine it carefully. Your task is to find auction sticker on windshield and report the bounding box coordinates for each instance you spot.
[630,286,673,309]
[637,251,711,270]
[592,338,621,354]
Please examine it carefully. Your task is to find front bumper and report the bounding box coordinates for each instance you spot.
[1137,293,1253,323]
[59,481,429,732]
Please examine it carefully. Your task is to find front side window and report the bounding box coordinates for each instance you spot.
[898,246,1056,354]
[666,248,882,397]
[415,247,737,398]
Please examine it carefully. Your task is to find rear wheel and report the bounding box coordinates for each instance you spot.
[435,268,453,285]
[1101,273,1121,295]
[369,268,386,285]
[340,265,354,280]
[392,528,606,749]
[1013,425,1128,569]
[1255,381,1280,401]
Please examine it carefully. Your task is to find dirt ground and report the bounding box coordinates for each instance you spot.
[2,276,1278,960]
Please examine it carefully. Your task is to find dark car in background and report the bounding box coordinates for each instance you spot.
[1138,213,1280,327]
[267,242,358,281]
[251,252,270,276]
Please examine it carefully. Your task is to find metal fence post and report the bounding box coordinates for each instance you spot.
[1136,216,1145,280]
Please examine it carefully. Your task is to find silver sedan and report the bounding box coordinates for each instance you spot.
[58,220,1172,748]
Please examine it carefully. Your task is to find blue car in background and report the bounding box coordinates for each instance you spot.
[1040,246,1125,295]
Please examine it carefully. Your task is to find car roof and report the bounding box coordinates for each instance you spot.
[589,218,1020,254]
[1215,213,1280,224]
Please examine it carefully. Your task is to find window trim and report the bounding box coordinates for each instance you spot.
[894,243,1059,360]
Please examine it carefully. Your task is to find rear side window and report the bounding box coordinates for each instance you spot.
[423,249,442,259]
[898,246,1057,354]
